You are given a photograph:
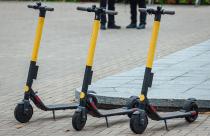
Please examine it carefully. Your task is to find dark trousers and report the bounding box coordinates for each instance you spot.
[100,0,115,25]
[130,0,146,25]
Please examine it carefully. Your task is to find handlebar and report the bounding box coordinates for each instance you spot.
[139,8,154,13]
[77,7,89,12]
[28,2,54,11]
[139,7,175,15]
[163,10,175,15]
[77,5,117,15]
[105,10,118,15]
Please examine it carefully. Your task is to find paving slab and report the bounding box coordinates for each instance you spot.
[1,2,210,136]
[76,39,210,110]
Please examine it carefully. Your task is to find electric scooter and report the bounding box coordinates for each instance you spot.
[129,6,199,134]
[72,5,141,131]
[14,2,78,123]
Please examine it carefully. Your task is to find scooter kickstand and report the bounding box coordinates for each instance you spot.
[105,117,109,127]
[52,110,56,120]
[164,120,169,131]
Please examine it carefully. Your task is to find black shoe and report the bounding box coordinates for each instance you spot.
[108,24,121,29]
[136,24,146,29]
[100,24,106,30]
[126,23,137,29]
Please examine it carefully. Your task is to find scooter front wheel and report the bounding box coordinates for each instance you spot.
[14,103,33,123]
[72,111,87,131]
[130,111,148,134]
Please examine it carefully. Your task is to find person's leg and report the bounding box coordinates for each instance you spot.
[136,0,147,29]
[107,0,121,29]
[100,0,107,29]
[126,0,137,28]
[108,0,115,25]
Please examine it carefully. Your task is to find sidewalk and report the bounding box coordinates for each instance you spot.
[76,39,210,110]
[1,2,210,136]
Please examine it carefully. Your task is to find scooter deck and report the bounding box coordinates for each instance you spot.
[159,111,194,120]
[98,107,135,117]
[46,103,78,111]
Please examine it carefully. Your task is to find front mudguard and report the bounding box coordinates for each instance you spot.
[75,106,87,121]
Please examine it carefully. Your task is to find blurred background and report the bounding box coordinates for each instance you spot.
[1,0,210,5]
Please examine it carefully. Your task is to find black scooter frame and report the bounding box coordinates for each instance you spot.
[14,2,78,123]
[129,6,199,134]
[72,5,140,131]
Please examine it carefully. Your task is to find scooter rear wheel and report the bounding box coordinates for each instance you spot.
[72,112,87,131]
[14,103,33,123]
[130,111,148,134]
[184,103,198,123]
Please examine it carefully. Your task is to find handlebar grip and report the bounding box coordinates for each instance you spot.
[139,8,147,13]
[45,7,54,11]
[105,10,118,15]
[28,5,36,9]
[163,10,175,15]
[139,8,156,14]
[77,7,88,11]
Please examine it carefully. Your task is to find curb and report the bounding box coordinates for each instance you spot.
[75,90,210,111]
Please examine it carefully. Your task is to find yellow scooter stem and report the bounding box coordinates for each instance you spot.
[31,17,45,62]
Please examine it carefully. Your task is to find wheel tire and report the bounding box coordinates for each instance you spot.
[72,112,87,131]
[14,103,33,123]
[184,103,198,123]
[130,112,148,134]
[127,96,140,118]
